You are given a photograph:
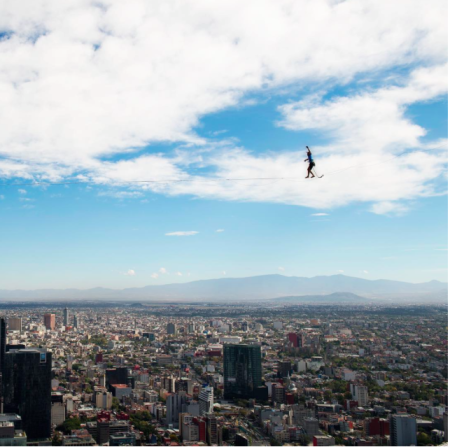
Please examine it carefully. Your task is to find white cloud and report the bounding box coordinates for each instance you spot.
[337,270,344,273]
[222,271,226,275]
[176,272,182,276]
[278,266,285,271]
[363,270,369,274]
[216,229,225,233]
[18,189,27,194]
[98,190,143,199]
[371,202,409,215]
[0,195,4,199]
[311,213,328,216]
[123,269,136,276]
[159,267,168,274]
[151,273,158,279]
[0,0,446,214]
[165,231,199,236]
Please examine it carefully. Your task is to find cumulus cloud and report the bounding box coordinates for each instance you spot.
[363,270,369,274]
[165,231,199,236]
[0,0,446,214]
[216,229,225,233]
[159,267,168,274]
[18,189,27,194]
[150,273,158,279]
[311,213,328,216]
[123,269,136,276]
[337,270,345,273]
[278,267,285,271]
[176,272,182,276]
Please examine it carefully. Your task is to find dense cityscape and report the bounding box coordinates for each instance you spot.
[0,302,446,446]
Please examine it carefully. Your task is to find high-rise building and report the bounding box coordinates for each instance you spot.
[63,307,69,326]
[162,375,176,393]
[95,391,113,410]
[166,393,188,427]
[7,318,22,333]
[143,332,155,341]
[223,344,262,399]
[0,318,6,411]
[43,314,55,331]
[304,417,321,436]
[3,348,52,440]
[272,384,286,404]
[0,319,5,371]
[390,414,417,446]
[73,314,78,329]
[364,417,390,437]
[199,387,214,415]
[205,414,218,446]
[278,360,292,378]
[167,323,177,335]
[288,333,299,348]
[105,367,128,387]
[350,384,369,407]
[51,393,66,426]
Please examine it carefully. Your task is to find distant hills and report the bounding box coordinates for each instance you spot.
[0,274,447,302]
[272,292,370,303]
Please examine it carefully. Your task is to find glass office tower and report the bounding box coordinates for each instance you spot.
[223,344,262,399]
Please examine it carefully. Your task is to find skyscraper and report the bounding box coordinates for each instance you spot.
[43,314,55,331]
[3,348,52,440]
[166,392,188,427]
[390,414,417,446]
[7,318,22,333]
[73,314,78,328]
[63,307,69,326]
[0,318,6,413]
[0,319,5,371]
[167,323,177,335]
[199,387,214,415]
[223,344,262,399]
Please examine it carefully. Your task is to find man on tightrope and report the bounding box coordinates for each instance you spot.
[304,146,315,179]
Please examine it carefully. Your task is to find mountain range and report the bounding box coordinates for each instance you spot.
[0,274,447,302]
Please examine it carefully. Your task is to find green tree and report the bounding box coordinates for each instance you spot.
[417,432,431,446]
[58,417,81,434]
[112,397,120,411]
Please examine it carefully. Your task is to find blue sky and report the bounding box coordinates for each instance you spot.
[0,0,447,289]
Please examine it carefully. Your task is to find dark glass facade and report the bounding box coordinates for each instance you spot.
[223,344,262,399]
[0,319,5,370]
[106,367,128,387]
[3,349,52,440]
